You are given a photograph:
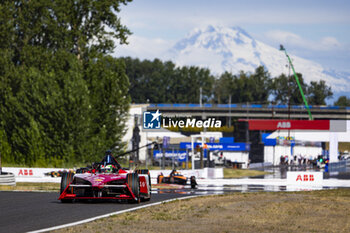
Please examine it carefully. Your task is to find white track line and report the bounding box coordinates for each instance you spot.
[28,195,199,233]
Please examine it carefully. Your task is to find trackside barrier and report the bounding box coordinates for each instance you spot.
[0,172,16,186]
[287,171,323,187]
[204,168,224,179]
[249,162,273,169]
[2,167,67,178]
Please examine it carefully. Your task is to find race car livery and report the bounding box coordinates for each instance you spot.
[58,154,151,203]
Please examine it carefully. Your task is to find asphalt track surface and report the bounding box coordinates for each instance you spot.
[0,191,195,233]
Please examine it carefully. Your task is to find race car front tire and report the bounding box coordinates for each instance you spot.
[127,173,140,203]
[60,172,74,203]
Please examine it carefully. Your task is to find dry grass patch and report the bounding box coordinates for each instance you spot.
[53,189,350,233]
[223,168,270,178]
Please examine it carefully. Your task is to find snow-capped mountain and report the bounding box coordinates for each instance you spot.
[167,25,350,94]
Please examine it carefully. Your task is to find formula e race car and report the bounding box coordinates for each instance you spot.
[157,170,197,188]
[58,152,151,203]
[44,169,73,177]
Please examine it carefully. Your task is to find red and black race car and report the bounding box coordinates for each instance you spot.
[59,152,151,203]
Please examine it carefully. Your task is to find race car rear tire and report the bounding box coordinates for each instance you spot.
[60,172,74,203]
[190,176,197,189]
[135,169,149,174]
[127,173,140,203]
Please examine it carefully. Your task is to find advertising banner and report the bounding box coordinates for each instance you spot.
[179,142,250,151]
[287,171,323,186]
[153,150,187,162]
[248,120,330,131]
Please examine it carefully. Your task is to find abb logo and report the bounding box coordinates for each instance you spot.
[277,122,291,128]
[18,169,34,176]
[296,174,314,182]
[287,172,322,186]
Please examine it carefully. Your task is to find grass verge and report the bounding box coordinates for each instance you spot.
[53,188,350,233]
[223,168,270,178]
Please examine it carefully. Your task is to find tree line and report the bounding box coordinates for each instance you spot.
[0,0,132,167]
[123,57,341,106]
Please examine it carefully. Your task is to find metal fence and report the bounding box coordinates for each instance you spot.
[328,160,348,172]
[149,103,349,110]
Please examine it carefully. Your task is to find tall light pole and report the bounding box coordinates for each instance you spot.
[228,94,232,128]
[280,45,313,120]
[288,62,291,120]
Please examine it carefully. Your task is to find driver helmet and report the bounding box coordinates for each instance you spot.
[105,164,113,173]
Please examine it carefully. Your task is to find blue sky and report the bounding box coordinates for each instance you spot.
[115,0,350,72]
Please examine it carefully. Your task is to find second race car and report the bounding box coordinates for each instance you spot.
[157,169,197,188]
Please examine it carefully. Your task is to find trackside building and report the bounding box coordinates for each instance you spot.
[247,120,350,165]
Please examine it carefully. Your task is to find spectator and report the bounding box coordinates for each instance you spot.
[285,155,289,165]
